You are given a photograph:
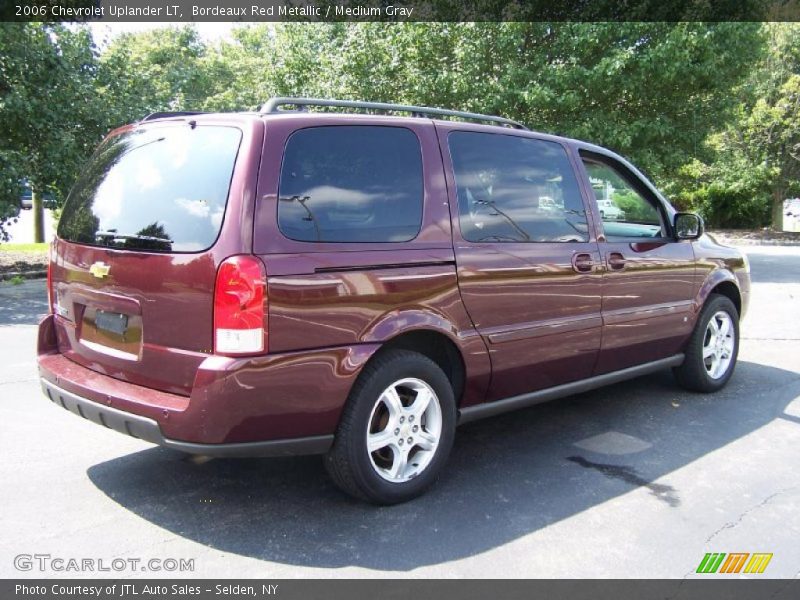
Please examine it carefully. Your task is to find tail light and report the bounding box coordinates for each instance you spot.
[46,242,54,314]
[213,256,267,355]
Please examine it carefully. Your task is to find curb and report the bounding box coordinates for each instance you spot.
[708,231,800,247]
[712,238,800,247]
[0,270,47,282]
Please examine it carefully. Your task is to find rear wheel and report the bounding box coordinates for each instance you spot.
[324,349,456,504]
[674,294,739,392]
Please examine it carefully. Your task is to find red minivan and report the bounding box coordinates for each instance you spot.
[38,98,750,504]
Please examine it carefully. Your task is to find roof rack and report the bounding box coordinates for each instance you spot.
[141,111,207,122]
[260,97,528,130]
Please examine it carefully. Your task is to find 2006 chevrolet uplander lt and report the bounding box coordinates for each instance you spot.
[38,98,750,504]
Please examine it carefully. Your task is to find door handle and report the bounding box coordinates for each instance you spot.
[607,252,626,270]
[571,252,594,273]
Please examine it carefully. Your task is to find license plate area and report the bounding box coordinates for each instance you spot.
[62,288,142,362]
[95,310,129,336]
[78,304,142,361]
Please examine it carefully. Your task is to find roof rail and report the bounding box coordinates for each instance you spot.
[141,111,207,122]
[260,97,528,130]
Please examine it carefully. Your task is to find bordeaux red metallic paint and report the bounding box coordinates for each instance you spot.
[38,107,749,458]
[39,324,379,443]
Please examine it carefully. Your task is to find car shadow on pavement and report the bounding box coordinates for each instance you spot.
[87,360,800,571]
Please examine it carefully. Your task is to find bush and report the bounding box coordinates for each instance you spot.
[613,190,660,223]
[665,157,773,229]
[701,184,770,228]
[675,181,771,229]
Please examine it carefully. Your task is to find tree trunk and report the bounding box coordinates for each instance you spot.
[32,189,45,243]
[771,189,785,231]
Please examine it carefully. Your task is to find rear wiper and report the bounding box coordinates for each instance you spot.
[95,231,173,249]
[96,231,172,244]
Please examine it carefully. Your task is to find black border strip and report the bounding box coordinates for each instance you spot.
[2,0,799,23]
[3,579,799,598]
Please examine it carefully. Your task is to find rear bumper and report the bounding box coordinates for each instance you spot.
[37,314,379,452]
[41,378,333,457]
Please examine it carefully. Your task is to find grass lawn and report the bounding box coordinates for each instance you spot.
[0,243,48,253]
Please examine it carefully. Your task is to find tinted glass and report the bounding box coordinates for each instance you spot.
[583,160,665,239]
[58,125,242,252]
[278,126,423,243]
[448,132,588,243]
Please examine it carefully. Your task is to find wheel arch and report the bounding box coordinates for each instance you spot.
[359,308,491,408]
[696,269,742,316]
[695,268,742,317]
[709,280,742,316]
[370,329,467,407]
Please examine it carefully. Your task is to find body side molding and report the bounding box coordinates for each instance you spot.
[458,354,685,424]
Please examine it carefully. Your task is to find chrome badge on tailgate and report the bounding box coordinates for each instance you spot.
[89,261,110,279]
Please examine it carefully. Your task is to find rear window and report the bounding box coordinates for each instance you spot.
[58,124,242,252]
[278,126,423,243]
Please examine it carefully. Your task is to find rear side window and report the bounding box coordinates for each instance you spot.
[58,125,242,252]
[448,132,588,243]
[278,126,423,243]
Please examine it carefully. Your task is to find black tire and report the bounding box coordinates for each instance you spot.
[324,349,456,505]
[673,294,740,393]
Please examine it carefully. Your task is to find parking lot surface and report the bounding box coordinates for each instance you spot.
[1,246,798,578]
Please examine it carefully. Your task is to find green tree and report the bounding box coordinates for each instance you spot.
[96,26,211,124]
[751,73,800,227]
[737,24,800,228]
[0,21,776,239]
[207,23,763,183]
[0,23,101,242]
[200,24,348,111]
[672,24,800,228]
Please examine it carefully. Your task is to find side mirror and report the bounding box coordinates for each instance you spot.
[674,212,703,240]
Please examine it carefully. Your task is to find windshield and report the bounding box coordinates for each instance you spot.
[58,124,242,252]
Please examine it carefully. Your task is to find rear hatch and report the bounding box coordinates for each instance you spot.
[50,120,248,395]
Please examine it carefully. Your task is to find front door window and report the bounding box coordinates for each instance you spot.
[583,160,666,240]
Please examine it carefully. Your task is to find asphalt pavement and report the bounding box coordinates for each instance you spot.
[0,246,798,578]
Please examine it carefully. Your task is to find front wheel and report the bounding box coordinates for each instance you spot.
[674,294,740,392]
[324,349,456,504]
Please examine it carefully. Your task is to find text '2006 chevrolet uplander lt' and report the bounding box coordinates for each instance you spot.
[38,98,750,504]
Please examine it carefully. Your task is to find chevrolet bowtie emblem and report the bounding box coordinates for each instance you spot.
[89,262,110,279]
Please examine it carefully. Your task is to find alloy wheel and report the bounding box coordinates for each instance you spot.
[365,377,442,483]
[703,310,735,380]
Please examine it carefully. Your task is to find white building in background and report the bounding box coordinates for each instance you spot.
[785,198,800,233]
[5,210,56,244]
